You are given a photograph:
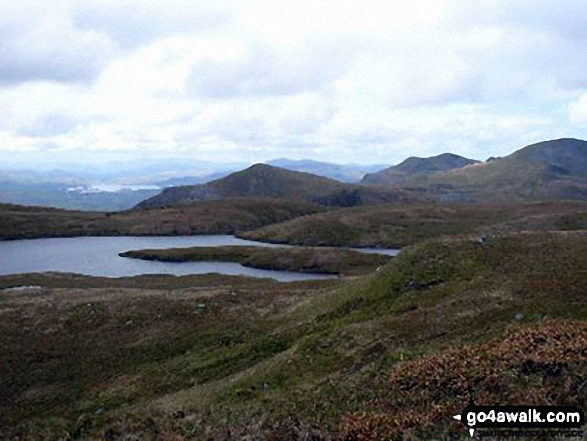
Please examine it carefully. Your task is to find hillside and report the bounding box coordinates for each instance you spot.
[240,201,587,247]
[3,230,587,439]
[0,198,324,240]
[362,153,478,186]
[136,164,417,209]
[373,138,587,202]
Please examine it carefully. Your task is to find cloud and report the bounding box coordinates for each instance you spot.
[187,38,360,99]
[0,1,115,85]
[1,0,587,167]
[569,93,587,124]
[443,1,587,94]
[17,113,80,137]
[71,0,233,50]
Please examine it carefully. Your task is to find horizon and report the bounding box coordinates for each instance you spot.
[2,2,587,168]
[4,136,584,176]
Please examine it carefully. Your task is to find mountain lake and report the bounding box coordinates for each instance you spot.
[0,235,399,281]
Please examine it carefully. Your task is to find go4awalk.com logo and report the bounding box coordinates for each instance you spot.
[453,401,585,438]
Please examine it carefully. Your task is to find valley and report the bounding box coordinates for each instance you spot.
[5,0,587,437]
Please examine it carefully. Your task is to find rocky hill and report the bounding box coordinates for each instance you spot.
[136,163,416,208]
[362,153,478,186]
[365,138,587,202]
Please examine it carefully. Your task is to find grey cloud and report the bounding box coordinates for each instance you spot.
[0,3,115,85]
[18,114,80,138]
[385,35,587,108]
[188,39,360,99]
[449,2,587,40]
[71,1,232,50]
[443,1,587,93]
[0,49,109,86]
[206,114,271,144]
[279,115,325,137]
[348,128,404,147]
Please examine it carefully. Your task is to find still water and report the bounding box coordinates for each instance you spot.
[0,235,398,281]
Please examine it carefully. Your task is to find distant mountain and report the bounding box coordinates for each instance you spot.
[266,158,388,183]
[391,138,587,202]
[6,159,248,183]
[154,171,231,187]
[136,164,416,209]
[362,153,479,186]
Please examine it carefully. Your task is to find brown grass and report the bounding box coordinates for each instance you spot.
[120,246,391,276]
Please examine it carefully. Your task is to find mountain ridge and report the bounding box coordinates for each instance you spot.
[362,152,479,186]
[395,138,587,202]
[136,163,417,209]
[134,138,587,208]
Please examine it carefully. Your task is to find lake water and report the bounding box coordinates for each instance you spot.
[0,235,398,281]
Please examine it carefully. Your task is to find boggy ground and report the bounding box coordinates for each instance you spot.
[2,230,587,440]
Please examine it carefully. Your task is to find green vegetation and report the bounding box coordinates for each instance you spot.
[362,152,478,186]
[2,230,587,439]
[240,201,587,247]
[5,200,587,251]
[120,245,391,276]
[366,138,587,202]
[3,139,587,439]
[0,198,324,240]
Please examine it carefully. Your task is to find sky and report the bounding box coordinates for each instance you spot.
[1,0,587,168]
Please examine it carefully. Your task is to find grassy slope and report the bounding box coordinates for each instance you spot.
[0,198,324,240]
[387,139,587,202]
[362,153,478,186]
[240,201,587,247]
[120,246,391,276]
[135,164,348,207]
[2,230,587,439]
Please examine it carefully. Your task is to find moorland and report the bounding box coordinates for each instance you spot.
[2,138,587,440]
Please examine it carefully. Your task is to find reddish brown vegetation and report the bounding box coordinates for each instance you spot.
[340,320,587,440]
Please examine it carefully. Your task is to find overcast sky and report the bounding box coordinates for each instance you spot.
[1,0,587,168]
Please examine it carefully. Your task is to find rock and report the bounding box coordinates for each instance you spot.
[172,410,186,419]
